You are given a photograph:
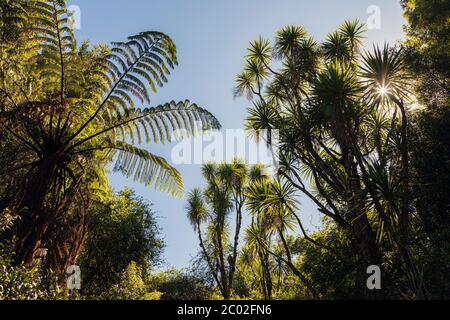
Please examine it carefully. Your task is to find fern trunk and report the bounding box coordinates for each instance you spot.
[13,153,61,265]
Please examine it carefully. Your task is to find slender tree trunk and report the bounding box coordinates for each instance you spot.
[196,222,223,296]
[397,99,410,235]
[215,217,229,299]
[261,251,273,300]
[228,202,243,296]
[347,148,382,267]
[277,227,320,299]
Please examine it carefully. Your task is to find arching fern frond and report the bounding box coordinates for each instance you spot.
[112,142,183,196]
[0,0,29,44]
[30,0,76,100]
[70,100,221,150]
[102,31,177,110]
[70,31,180,141]
[126,100,222,144]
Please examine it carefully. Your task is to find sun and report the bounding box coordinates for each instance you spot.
[378,86,388,96]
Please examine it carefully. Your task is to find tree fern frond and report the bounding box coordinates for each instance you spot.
[29,0,76,100]
[100,31,178,113]
[103,100,221,145]
[112,142,183,196]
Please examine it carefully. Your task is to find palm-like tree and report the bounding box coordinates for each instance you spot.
[186,188,223,289]
[235,20,427,298]
[360,45,411,226]
[186,160,267,299]
[0,0,220,267]
[360,45,427,298]
[246,178,320,299]
[242,224,273,299]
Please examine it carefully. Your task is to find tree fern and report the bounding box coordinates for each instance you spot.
[0,0,221,269]
[1,0,221,197]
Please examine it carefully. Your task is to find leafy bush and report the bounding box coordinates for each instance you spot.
[148,269,213,300]
[144,291,162,300]
[78,189,164,296]
[104,262,147,300]
[0,244,59,300]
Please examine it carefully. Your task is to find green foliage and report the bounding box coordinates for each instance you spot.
[402,0,450,299]
[148,268,213,300]
[410,107,450,234]
[105,261,147,300]
[401,0,449,106]
[297,222,368,299]
[0,243,59,300]
[409,105,450,299]
[78,189,164,296]
[0,209,15,232]
[0,0,29,43]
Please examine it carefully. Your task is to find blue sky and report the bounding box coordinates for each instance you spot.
[68,0,405,269]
